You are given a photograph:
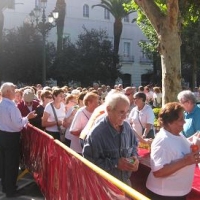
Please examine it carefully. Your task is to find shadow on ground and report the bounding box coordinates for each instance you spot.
[0,172,44,200]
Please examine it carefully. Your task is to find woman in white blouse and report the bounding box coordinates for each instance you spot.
[42,88,66,140]
[128,92,155,139]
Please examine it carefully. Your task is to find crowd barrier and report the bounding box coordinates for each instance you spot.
[21,124,150,200]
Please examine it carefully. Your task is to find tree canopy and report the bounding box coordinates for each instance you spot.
[49,27,120,86]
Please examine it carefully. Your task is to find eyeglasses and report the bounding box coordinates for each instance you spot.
[70,100,77,104]
[113,108,129,117]
[125,93,132,96]
[180,100,188,104]
[46,96,53,99]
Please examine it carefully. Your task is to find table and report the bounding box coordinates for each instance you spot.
[130,148,200,200]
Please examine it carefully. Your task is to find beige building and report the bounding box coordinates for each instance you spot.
[3,0,153,86]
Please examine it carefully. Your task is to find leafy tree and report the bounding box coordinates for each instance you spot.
[1,23,56,84]
[136,17,161,86]
[50,27,119,86]
[92,0,135,72]
[124,0,199,103]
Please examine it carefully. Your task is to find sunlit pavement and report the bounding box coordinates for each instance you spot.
[0,172,44,200]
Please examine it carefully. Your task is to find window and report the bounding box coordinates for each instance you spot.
[123,42,130,57]
[124,15,129,22]
[104,8,110,20]
[83,4,89,18]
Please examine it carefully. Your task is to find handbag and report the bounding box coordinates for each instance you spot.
[50,103,65,142]
[137,111,155,139]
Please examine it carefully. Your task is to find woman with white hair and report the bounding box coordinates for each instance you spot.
[177,90,200,138]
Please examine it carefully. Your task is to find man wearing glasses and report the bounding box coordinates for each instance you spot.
[83,93,139,186]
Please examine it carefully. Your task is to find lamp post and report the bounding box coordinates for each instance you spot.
[29,0,58,86]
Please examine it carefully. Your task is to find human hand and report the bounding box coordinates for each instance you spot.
[27,111,37,120]
[183,152,200,165]
[58,120,63,126]
[71,109,77,116]
[144,138,153,144]
[117,156,139,172]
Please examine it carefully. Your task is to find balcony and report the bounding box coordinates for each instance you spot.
[139,57,153,64]
[119,54,134,63]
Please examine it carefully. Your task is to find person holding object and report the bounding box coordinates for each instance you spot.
[146,102,200,200]
[0,82,37,197]
[83,93,139,185]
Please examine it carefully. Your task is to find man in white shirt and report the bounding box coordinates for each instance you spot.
[0,82,36,197]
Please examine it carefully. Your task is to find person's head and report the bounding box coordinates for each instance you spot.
[158,102,185,135]
[78,92,87,107]
[105,93,130,127]
[93,83,99,90]
[61,85,69,93]
[138,86,144,92]
[177,90,196,113]
[23,88,35,106]
[36,89,42,101]
[71,89,80,98]
[144,86,150,93]
[14,88,23,104]
[107,85,111,92]
[153,87,161,94]
[43,86,52,91]
[65,94,77,107]
[36,84,42,91]
[83,92,99,112]
[40,90,53,106]
[133,92,146,108]
[0,82,16,100]
[124,87,134,104]
[101,84,107,92]
[97,87,102,96]
[118,84,123,90]
[52,88,65,103]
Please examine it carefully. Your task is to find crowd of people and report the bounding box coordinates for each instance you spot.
[0,82,200,199]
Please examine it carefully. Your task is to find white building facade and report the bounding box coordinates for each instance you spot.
[3,0,153,87]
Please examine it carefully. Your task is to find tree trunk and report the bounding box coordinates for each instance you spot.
[160,30,182,104]
[113,18,122,56]
[192,57,197,89]
[134,0,182,104]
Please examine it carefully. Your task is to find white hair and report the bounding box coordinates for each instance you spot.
[105,92,130,110]
[0,82,16,96]
[177,90,196,104]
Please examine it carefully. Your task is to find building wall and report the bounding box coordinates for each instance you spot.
[3,0,153,86]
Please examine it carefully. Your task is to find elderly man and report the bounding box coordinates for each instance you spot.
[0,82,37,197]
[83,93,139,185]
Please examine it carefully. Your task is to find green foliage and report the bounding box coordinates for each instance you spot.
[153,107,161,126]
[49,27,120,86]
[93,0,135,18]
[0,23,56,84]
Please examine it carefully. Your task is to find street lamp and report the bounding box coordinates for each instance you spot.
[29,0,59,86]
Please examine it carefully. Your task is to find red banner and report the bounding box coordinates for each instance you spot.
[21,124,149,200]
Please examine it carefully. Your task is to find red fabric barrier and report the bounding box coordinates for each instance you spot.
[132,148,200,200]
[21,125,54,195]
[21,124,148,200]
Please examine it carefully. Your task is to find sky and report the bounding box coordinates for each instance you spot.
[3,0,57,31]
